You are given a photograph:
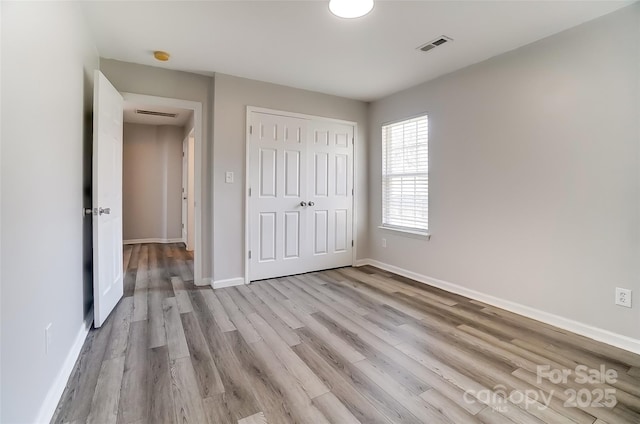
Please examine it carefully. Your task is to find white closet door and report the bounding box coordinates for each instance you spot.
[306,120,354,271]
[248,111,354,281]
[249,112,309,280]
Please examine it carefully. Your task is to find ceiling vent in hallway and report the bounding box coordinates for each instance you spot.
[418,36,453,52]
[135,109,178,118]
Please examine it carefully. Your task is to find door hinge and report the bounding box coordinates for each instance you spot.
[248,250,252,259]
[352,136,354,144]
[249,125,253,135]
[351,240,354,247]
[248,187,252,196]
[352,188,354,196]
[182,223,184,229]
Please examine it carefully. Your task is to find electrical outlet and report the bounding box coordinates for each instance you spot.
[615,288,632,308]
[45,323,53,354]
[381,238,387,248]
[225,171,234,183]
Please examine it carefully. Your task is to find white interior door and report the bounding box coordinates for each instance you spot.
[307,120,354,270]
[92,70,124,328]
[182,138,188,244]
[249,113,309,280]
[249,111,353,281]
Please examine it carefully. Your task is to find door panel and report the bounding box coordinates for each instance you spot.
[334,209,348,252]
[93,70,124,327]
[313,210,328,255]
[314,153,329,197]
[259,212,277,262]
[284,150,301,197]
[335,154,348,196]
[284,211,300,259]
[259,148,277,197]
[249,111,353,281]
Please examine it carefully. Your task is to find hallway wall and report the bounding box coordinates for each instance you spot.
[123,123,184,242]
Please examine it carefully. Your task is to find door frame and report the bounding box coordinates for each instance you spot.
[244,106,359,284]
[122,92,204,284]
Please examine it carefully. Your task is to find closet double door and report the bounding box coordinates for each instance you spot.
[249,111,354,281]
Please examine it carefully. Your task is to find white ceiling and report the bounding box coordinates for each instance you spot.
[123,102,193,126]
[82,0,633,102]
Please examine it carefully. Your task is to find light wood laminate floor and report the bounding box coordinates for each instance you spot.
[52,243,640,424]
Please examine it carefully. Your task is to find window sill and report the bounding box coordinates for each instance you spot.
[378,226,431,240]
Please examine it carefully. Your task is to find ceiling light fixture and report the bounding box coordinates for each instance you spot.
[153,51,170,62]
[329,0,374,19]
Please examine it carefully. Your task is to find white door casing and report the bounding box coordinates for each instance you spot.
[122,93,203,282]
[93,71,124,328]
[248,110,354,281]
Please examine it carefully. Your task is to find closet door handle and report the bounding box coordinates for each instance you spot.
[300,201,307,207]
[308,201,315,207]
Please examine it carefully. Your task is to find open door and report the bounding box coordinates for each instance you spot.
[181,138,188,244]
[92,70,124,328]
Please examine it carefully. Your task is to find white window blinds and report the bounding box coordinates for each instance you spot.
[382,115,429,233]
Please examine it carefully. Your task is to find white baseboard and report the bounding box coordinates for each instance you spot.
[35,309,93,424]
[123,238,183,245]
[212,277,245,289]
[196,277,213,287]
[355,258,640,355]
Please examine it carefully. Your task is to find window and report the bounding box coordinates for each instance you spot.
[382,115,429,234]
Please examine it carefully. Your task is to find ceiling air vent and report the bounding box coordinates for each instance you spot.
[135,109,178,118]
[418,36,453,52]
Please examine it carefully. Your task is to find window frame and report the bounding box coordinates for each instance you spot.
[381,113,430,237]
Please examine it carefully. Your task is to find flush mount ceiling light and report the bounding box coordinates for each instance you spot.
[329,0,374,19]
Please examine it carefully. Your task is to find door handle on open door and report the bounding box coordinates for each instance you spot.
[99,207,111,215]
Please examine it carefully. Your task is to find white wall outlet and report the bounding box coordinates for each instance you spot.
[225,171,234,183]
[381,238,387,248]
[615,288,632,308]
[45,323,53,354]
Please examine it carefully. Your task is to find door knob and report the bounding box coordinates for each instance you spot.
[308,201,315,206]
[99,207,111,215]
[300,201,307,207]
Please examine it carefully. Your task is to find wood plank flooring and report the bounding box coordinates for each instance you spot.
[52,243,640,424]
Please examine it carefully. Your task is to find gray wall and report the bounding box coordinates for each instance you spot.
[212,73,369,282]
[100,59,214,278]
[367,4,640,339]
[0,2,99,422]
[123,123,184,242]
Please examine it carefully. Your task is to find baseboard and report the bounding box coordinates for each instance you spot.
[123,238,183,245]
[354,258,370,267]
[35,308,93,424]
[212,277,245,289]
[196,277,213,287]
[355,258,640,355]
